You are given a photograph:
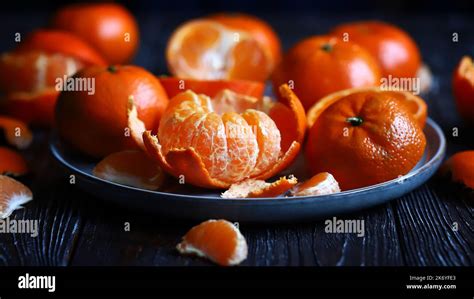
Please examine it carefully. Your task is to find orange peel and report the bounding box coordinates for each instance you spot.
[142,84,303,189]
[0,116,33,149]
[0,147,28,176]
[93,150,165,190]
[440,151,474,189]
[221,175,297,198]
[0,175,33,218]
[177,219,248,266]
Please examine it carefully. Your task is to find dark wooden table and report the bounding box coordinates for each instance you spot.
[0,12,473,266]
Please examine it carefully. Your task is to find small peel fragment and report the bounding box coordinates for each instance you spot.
[290,172,341,197]
[177,219,248,266]
[0,175,33,219]
[221,175,297,198]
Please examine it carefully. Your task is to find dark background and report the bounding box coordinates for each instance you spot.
[1,0,474,13]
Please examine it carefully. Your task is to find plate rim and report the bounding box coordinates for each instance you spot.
[50,117,446,204]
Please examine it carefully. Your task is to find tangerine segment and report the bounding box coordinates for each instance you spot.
[290,172,341,197]
[221,176,298,199]
[177,219,248,266]
[440,151,474,189]
[93,150,165,190]
[212,89,263,114]
[0,116,33,149]
[0,175,33,219]
[306,90,426,190]
[0,147,28,176]
[252,141,300,181]
[306,87,428,129]
[166,20,270,81]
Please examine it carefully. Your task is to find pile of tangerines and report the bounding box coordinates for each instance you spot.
[1,3,473,266]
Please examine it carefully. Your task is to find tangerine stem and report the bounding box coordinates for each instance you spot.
[346,116,363,126]
[321,43,333,52]
[107,65,117,73]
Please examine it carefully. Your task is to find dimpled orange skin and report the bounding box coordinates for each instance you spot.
[56,65,169,158]
[305,91,426,190]
[272,36,381,110]
[208,13,282,67]
[330,21,421,79]
[51,3,139,64]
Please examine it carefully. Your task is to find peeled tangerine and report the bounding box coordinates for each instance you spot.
[177,219,247,266]
[141,84,305,189]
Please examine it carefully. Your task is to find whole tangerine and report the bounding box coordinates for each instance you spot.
[51,3,139,64]
[272,35,381,110]
[330,21,421,79]
[305,89,426,190]
[56,65,168,157]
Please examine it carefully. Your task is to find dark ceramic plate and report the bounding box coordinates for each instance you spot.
[50,118,446,223]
